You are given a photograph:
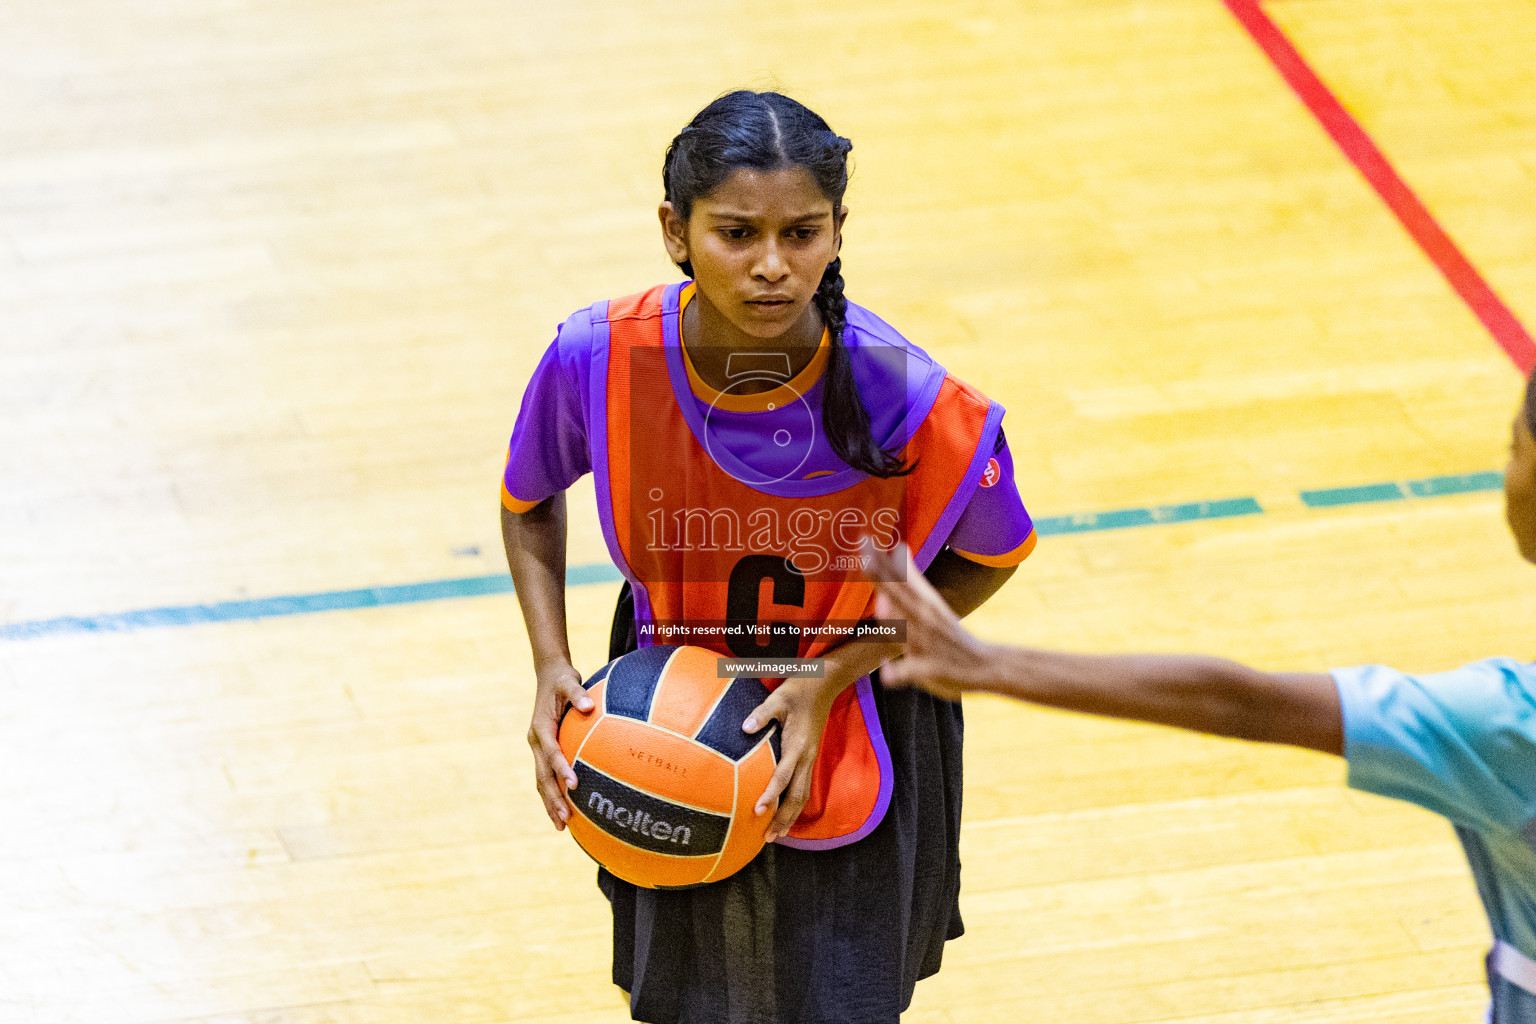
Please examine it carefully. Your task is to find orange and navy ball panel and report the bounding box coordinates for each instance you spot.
[694,675,782,763]
[602,644,680,721]
[648,646,730,737]
[599,644,781,764]
[577,716,738,811]
[582,659,615,691]
[570,761,729,856]
[705,740,779,884]
[566,815,718,889]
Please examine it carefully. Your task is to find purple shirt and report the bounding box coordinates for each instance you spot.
[504,292,1035,565]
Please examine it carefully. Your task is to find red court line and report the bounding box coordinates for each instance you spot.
[1224,0,1536,373]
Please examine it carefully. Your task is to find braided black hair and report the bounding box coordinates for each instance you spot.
[662,90,912,478]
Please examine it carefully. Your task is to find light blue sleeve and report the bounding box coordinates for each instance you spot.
[1333,658,1536,837]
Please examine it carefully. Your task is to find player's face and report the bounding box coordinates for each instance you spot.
[1503,404,1536,563]
[661,165,844,343]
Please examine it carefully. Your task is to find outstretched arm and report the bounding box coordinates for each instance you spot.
[748,548,1018,842]
[865,542,1344,757]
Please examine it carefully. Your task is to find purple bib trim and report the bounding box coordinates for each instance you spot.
[771,673,895,851]
[912,400,1006,573]
[586,299,659,644]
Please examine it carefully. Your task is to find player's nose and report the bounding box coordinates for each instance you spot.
[752,240,789,281]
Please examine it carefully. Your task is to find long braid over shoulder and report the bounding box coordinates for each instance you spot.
[813,257,913,477]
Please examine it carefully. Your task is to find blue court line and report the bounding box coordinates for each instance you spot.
[0,564,625,641]
[1034,496,1263,535]
[0,472,1503,641]
[1301,471,1504,508]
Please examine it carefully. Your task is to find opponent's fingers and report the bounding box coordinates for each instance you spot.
[861,539,928,596]
[881,657,965,702]
[861,537,907,583]
[878,571,949,627]
[878,656,913,688]
[873,577,924,623]
[923,676,967,703]
[869,568,928,626]
[870,541,948,611]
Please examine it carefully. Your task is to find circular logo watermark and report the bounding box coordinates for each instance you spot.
[700,371,818,486]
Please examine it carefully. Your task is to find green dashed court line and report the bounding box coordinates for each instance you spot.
[1034,497,1263,536]
[1301,471,1504,508]
[0,471,1504,640]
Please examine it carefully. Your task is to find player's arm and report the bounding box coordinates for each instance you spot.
[748,549,1017,842]
[866,542,1343,756]
[502,495,594,830]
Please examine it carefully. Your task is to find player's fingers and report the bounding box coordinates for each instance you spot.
[755,755,796,822]
[528,742,572,829]
[769,764,814,838]
[529,711,579,789]
[740,692,783,734]
[556,676,594,715]
[539,783,571,829]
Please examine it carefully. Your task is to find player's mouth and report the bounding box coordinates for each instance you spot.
[745,297,795,311]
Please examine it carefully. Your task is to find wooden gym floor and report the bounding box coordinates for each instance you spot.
[4,1,1535,1021]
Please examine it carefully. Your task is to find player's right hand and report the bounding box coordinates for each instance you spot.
[527,662,593,830]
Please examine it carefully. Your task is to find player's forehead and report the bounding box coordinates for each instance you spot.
[693,166,834,223]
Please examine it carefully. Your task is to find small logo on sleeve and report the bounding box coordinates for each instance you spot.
[979,458,1000,488]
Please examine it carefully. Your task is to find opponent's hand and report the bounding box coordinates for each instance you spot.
[742,674,841,843]
[864,540,991,702]
[526,661,593,830]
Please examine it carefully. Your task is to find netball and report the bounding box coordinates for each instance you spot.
[558,644,782,889]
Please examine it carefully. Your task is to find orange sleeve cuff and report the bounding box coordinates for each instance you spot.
[948,528,1037,568]
[501,479,540,514]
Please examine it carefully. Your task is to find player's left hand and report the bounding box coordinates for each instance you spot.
[741,672,843,843]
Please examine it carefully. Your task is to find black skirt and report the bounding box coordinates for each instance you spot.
[599,583,965,1024]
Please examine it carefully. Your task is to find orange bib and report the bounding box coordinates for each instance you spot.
[589,284,1001,848]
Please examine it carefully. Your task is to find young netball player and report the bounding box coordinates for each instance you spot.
[500,91,1038,1023]
[864,374,1536,1022]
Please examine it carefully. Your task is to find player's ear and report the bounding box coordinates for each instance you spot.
[833,205,848,254]
[659,202,689,265]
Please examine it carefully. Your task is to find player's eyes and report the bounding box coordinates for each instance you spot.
[720,227,752,240]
